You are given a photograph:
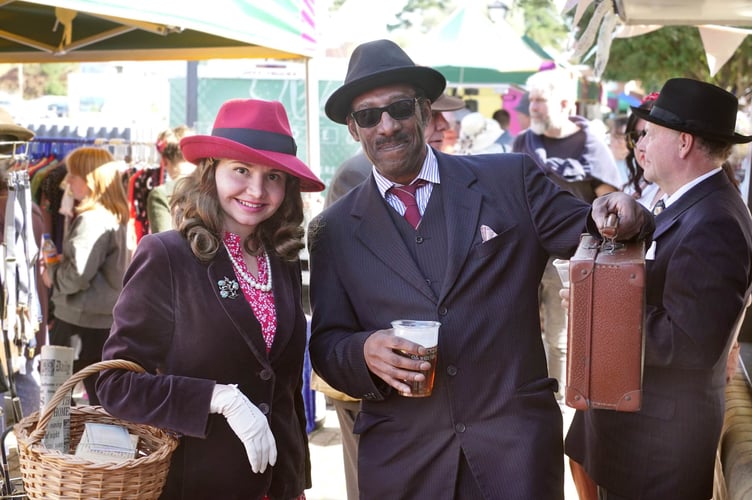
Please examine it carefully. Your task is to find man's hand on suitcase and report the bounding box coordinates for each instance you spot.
[592,192,654,241]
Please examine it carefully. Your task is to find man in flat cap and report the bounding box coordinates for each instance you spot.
[308,39,653,499]
[566,78,752,500]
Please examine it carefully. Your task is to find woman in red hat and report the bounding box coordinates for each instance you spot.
[96,99,324,500]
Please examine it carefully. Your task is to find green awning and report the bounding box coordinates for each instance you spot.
[0,0,316,62]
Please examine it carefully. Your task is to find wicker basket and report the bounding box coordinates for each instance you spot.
[14,359,179,499]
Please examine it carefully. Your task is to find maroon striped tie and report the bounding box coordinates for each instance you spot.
[390,179,427,229]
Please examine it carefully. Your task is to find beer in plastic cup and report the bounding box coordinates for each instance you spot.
[392,320,440,397]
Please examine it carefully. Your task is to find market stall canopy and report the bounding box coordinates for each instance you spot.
[567,0,752,78]
[0,0,317,62]
[614,0,752,26]
[407,6,554,86]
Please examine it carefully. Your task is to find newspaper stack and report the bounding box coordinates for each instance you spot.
[39,345,74,452]
[74,422,138,463]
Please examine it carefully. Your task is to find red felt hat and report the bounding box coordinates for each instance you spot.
[181,99,325,192]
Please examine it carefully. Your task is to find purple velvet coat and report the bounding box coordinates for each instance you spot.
[96,230,311,500]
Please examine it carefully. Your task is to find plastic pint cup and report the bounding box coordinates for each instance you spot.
[552,259,570,288]
[392,320,441,397]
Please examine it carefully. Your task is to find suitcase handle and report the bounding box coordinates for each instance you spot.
[600,213,624,254]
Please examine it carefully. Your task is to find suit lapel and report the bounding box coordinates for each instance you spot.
[437,158,481,301]
[208,249,270,365]
[352,178,436,301]
[653,171,729,240]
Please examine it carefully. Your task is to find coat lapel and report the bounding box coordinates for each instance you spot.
[352,178,436,301]
[266,255,297,362]
[208,248,270,365]
[436,157,482,301]
[653,171,729,240]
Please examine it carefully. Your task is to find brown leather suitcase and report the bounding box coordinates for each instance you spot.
[565,233,646,412]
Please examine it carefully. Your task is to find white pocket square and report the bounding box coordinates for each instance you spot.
[480,225,498,242]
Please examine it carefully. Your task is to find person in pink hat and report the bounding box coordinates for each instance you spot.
[96,98,324,499]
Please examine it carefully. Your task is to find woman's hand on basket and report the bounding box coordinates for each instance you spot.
[210,384,277,473]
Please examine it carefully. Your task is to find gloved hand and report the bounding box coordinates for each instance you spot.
[210,384,277,473]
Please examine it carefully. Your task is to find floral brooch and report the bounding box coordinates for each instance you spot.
[218,276,239,299]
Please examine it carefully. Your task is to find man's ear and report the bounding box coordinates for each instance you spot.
[678,131,694,158]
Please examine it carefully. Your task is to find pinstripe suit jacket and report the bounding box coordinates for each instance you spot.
[566,171,752,500]
[308,151,593,500]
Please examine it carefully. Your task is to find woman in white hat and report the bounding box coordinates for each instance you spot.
[97,98,324,499]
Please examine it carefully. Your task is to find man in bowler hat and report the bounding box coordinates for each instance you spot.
[307,39,653,499]
[566,78,752,500]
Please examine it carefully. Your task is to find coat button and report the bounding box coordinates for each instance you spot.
[438,307,448,316]
[416,236,424,244]
[447,366,458,376]
[259,369,272,381]
[258,403,270,415]
[455,423,466,433]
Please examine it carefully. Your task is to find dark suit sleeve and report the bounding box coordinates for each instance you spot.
[96,235,215,437]
[307,215,387,400]
[645,213,751,369]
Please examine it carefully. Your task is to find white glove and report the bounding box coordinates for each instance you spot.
[210,384,277,473]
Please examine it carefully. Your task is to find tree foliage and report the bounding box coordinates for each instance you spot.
[516,0,570,53]
[601,26,752,96]
[387,0,455,33]
[0,63,76,98]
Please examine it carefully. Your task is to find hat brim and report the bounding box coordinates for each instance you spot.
[180,136,325,192]
[0,124,34,142]
[325,66,447,124]
[431,94,465,112]
[631,106,752,144]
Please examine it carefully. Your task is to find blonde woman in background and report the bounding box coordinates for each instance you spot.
[41,147,130,405]
[147,125,195,233]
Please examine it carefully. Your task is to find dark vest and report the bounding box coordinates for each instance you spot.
[388,184,448,299]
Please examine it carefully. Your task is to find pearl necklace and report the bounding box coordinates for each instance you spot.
[223,242,273,293]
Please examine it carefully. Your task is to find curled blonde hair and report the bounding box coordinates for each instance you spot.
[65,147,129,224]
[171,158,305,262]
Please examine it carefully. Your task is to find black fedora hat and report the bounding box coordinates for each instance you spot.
[325,39,446,125]
[631,78,752,144]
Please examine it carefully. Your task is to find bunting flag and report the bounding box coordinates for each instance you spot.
[698,25,750,77]
[567,0,751,79]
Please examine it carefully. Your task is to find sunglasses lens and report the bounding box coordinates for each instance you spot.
[387,99,416,120]
[351,99,417,128]
[627,130,645,149]
[352,108,381,128]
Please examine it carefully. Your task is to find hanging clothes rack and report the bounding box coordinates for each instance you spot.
[0,140,39,427]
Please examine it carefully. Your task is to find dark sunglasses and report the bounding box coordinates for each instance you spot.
[350,98,419,128]
[626,129,646,149]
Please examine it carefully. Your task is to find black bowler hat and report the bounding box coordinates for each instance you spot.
[325,39,446,125]
[631,78,752,144]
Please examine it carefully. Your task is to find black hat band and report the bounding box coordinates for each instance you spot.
[212,127,297,155]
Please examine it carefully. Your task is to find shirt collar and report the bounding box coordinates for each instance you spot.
[664,167,722,208]
[372,145,440,198]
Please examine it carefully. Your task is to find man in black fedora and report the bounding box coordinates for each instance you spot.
[307,38,653,499]
[566,78,752,500]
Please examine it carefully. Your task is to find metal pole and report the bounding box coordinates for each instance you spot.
[186,61,198,128]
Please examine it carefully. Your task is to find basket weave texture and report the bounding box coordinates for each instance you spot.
[14,359,178,499]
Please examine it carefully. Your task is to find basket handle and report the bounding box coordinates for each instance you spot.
[29,359,146,444]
